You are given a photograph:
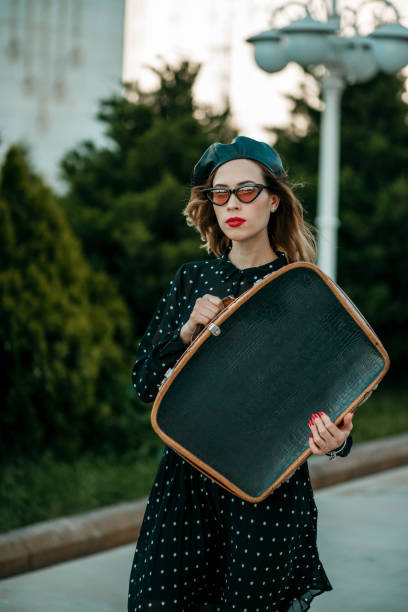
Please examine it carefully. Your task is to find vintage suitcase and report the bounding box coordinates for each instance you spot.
[151,262,390,502]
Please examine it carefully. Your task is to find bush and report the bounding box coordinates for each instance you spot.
[0,146,136,460]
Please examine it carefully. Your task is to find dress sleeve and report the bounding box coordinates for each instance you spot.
[132,265,188,403]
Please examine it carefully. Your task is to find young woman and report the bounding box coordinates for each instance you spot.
[128,137,354,612]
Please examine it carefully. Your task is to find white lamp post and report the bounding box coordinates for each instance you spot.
[247,0,408,280]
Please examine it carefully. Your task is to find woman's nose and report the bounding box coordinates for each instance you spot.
[226,193,241,209]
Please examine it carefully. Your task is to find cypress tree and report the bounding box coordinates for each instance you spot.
[0,146,133,459]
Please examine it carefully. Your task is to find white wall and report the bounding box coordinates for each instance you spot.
[0,0,125,191]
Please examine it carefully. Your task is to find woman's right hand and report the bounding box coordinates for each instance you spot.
[180,294,224,344]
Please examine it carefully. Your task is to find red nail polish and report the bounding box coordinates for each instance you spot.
[312,413,318,419]
[318,411,324,417]
[308,420,314,427]
[309,434,313,439]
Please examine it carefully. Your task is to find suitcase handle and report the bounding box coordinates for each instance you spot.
[190,295,235,345]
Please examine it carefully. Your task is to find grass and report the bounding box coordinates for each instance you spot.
[348,381,408,443]
[0,449,162,533]
[1,382,406,533]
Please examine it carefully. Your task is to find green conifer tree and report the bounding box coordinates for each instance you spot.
[60,61,236,339]
[0,146,135,460]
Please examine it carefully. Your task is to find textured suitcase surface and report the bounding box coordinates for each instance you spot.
[152,263,389,502]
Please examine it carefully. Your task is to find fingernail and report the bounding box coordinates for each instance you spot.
[318,411,324,417]
[312,413,318,420]
[308,420,314,427]
[309,434,313,439]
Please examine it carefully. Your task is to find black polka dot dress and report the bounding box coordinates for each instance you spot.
[128,248,352,612]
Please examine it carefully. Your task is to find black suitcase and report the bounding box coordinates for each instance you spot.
[151,263,390,502]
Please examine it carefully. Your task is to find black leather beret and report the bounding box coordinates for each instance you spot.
[192,136,286,186]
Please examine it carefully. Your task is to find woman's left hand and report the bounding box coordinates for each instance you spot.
[308,411,354,456]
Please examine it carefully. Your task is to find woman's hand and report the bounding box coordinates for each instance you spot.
[308,411,354,456]
[180,294,224,345]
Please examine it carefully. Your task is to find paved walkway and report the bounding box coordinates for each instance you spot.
[312,465,408,611]
[0,466,407,611]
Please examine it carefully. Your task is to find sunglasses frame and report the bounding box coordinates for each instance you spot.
[202,183,269,206]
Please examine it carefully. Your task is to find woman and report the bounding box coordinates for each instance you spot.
[128,136,354,611]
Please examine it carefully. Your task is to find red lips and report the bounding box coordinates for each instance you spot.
[226,217,246,227]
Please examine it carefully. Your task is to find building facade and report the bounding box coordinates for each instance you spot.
[0,0,125,191]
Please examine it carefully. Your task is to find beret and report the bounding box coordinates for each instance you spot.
[192,136,286,186]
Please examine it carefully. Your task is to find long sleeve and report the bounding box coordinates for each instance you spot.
[132,265,188,403]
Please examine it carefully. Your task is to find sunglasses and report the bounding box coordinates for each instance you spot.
[202,183,270,206]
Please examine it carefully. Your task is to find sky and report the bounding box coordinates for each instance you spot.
[123,0,408,141]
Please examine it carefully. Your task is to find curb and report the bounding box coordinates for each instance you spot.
[1,433,408,579]
[0,499,146,580]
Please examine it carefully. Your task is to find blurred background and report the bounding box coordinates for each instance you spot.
[1,0,407,533]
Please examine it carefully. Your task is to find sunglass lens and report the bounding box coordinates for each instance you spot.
[237,185,260,202]
[211,189,229,205]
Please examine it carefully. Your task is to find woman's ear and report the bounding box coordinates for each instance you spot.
[270,195,280,212]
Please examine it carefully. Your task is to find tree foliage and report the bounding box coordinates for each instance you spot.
[1,62,236,463]
[0,146,144,460]
[60,61,236,339]
[272,73,408,378]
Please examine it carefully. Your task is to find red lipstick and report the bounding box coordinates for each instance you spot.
[226,217,246,227]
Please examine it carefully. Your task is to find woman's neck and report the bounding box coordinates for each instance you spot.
[228,237,278,270]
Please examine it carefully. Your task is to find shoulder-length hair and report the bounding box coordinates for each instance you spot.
[183,162,317,263]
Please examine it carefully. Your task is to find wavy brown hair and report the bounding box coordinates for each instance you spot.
[183,162,317,263]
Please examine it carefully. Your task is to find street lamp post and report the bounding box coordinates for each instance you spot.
[247,0,408,280]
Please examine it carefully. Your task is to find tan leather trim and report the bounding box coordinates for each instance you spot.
[151,262,390,502]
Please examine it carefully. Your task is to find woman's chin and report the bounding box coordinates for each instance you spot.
[225,228,268,245]
[224,226,251,240]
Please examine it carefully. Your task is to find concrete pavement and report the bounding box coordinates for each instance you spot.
[312,465,408,611]
[0,465,407,611]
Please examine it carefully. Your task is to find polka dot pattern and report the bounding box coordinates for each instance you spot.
[128,247,352,611]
